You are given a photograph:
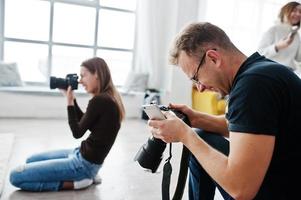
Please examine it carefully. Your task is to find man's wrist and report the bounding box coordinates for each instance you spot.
[180,126,193,145]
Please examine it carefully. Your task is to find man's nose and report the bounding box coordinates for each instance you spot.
[196,83,206,92]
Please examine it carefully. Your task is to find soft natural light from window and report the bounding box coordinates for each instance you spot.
[100,0,137,11]
[51,45,93,77]
[204,0,291,56]
[97,50,133,86]
[53,3,96,45]
[4,42,48,82]
[1,0,137,86]
[5,0,50,41]
[98,9,135,49]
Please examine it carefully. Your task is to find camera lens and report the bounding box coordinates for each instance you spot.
[49,76,68,90]
[135,105,190,173]
[134,137,166,173]
[49,74,78,90]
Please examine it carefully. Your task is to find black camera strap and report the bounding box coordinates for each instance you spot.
[162,143,173,200]
[162,143,190,200]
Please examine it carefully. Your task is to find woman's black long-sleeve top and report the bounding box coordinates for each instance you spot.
[67,94,121,164]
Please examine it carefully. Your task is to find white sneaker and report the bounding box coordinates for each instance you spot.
[74,179,93,189]
[93,175,102,185]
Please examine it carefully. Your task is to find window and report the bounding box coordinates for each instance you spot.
[100,0,137,11]
[53,3,96,45]
[0,0,137,86]
[97,49,133,86]
[5,0,50,41]
[98,9,135,49]
[52,45,93,77]
[4,41,48,82]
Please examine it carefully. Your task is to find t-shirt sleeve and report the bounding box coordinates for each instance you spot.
[226,75,282,136]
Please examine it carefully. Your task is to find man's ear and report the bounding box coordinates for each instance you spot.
[207,49,221,67]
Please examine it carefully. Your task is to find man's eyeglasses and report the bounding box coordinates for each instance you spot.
[190,53,206,85]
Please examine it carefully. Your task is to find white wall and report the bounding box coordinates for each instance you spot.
[0,89,145,119]
[0,90,89,119]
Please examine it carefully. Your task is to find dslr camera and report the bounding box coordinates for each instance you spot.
[50,74,79,90]
[134,105,190,173]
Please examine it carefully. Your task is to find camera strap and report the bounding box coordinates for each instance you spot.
[162,143,172,200]
[162,143,190,200]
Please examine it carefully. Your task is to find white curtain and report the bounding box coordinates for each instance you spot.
[131,0,199,104]
[133,0,176,90]
[130,0,291,103]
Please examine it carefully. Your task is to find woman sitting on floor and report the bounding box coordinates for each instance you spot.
[9,57,125,191]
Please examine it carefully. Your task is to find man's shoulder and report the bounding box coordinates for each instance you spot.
[231,59,289,96]
[243,56,286,77]
[236,65,284,90]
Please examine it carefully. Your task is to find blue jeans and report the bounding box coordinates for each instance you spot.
[189,129,234,200]
[10,148,101,191]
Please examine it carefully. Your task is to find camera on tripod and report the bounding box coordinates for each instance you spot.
[50,74,79,90]
[134,104,190,173]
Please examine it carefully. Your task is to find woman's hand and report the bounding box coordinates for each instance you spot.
[275,35,294,52]
[60,86,75,106]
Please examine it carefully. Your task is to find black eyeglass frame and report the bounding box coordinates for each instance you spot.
[190,52,206,85]
[190,48,217,85]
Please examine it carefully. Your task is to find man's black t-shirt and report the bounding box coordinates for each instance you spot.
[226,52,301,199]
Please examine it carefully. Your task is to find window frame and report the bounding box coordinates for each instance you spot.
[0,0,136,86]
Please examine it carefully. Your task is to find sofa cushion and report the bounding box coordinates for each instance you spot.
[123,71,149,92]
[0,62,23,86]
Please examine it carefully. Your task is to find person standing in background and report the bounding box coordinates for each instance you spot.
[258,1,301,72]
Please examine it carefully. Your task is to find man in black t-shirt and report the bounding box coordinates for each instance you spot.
[147,22,301,200]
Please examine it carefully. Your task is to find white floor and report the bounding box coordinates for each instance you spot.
[0,133,14,196]
[0,118,223,200]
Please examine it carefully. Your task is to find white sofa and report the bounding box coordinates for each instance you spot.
[0,86,145,119]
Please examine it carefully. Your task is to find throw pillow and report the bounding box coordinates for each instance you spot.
[123,71,149,92]
[0,62,23,86]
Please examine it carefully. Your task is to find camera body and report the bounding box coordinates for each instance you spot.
[159,105,190,125]
[50,73,79,90]
[134,105,190,173]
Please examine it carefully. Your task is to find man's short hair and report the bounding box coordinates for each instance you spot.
[169,22,237,65]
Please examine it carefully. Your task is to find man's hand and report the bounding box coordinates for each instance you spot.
[148,111,191,143]
[168,103,199,127]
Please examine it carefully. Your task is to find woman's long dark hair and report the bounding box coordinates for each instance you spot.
[81,57,125,122]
